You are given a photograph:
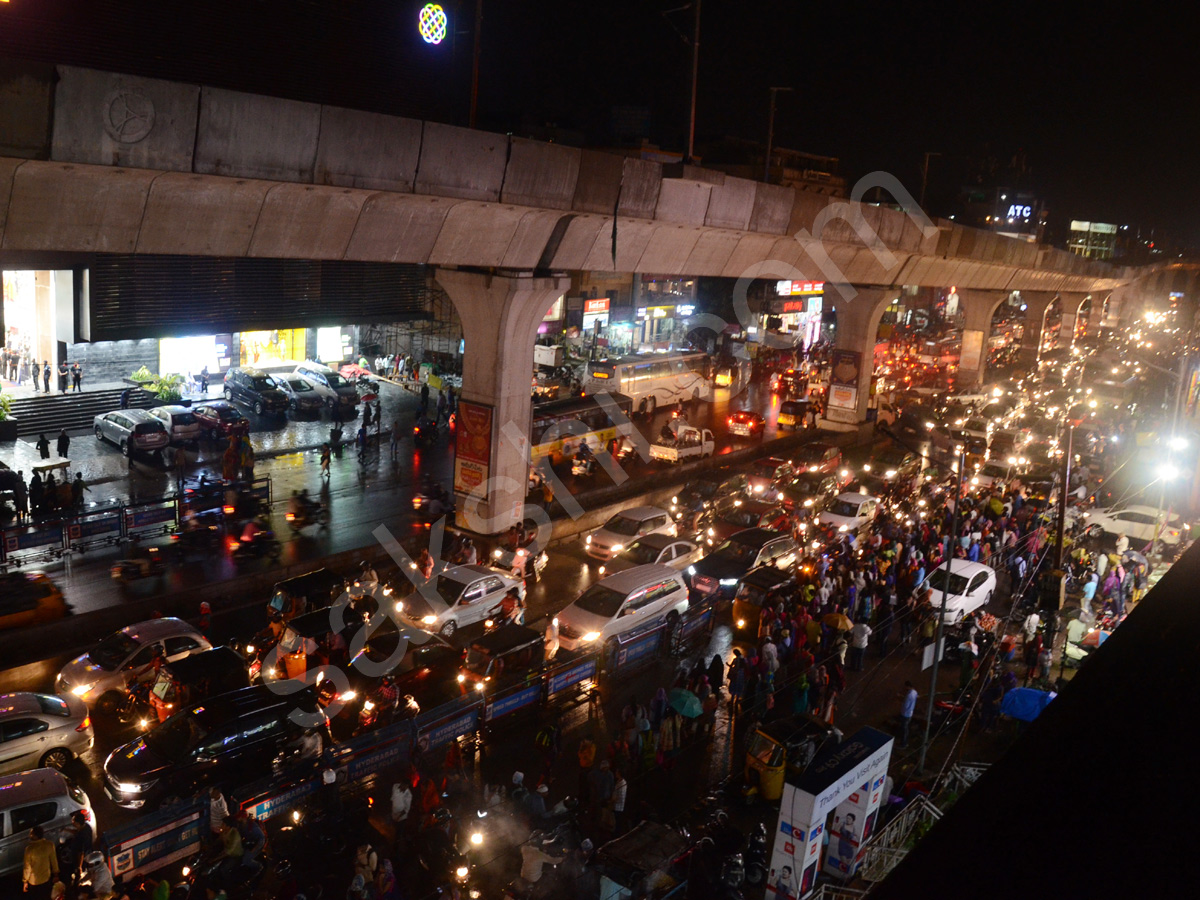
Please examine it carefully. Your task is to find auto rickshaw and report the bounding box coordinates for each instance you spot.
[777,399,809,430]
[731,567,795,637]
[266,568,347,627]
[459,624,545,696]
[148,646,249,723]
[744,712,839,802]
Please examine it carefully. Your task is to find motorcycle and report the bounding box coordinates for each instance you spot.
[744,822,767,885]
[170,522,223,561]
[111,546,167,585]
[416,811,474,894]
[230,524,282,562]
[285,500,330,533]
[358,687,420,733]
[116,681,154,728]
[491,542,548,582]
[413,418,439,447]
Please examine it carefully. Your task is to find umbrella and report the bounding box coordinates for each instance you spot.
[1079,628,1110,649]
[1000,687,1056,723]
[822,613,854,631]
[668,688,703,719]
[1121,550,1148,568]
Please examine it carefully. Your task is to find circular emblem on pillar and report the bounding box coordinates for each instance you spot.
[102,90,156,144]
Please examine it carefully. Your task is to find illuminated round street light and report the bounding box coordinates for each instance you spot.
[418,3,448,44]
[1158,463,1180,481]
[1170,436,1189,451]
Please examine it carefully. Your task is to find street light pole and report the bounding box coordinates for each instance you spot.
[468,0,484,129]
[919,151,941,209]
[763,86,793,183]
[917,444,964,774]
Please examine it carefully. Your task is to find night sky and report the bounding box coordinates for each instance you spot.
[2,0,1194,244]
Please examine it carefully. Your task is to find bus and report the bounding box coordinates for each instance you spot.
[582,352,713,415]
[531,393,635,465]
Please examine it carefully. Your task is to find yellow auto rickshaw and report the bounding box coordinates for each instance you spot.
[777,399,809,431]
[744,713,839,802]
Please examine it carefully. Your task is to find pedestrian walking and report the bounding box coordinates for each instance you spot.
[321,442,332,477]
[71,472,88,507]
[21,825,58,899]
[56,428,70,459]
[35,432,51,459]
[357,424,369,462]
[71,361,82,391]
[63,810,92,891]
[898,681,917,748]
[849,619,872,671]
[390,421,401,457]
[200,365,209,394]
[363,402,373,430]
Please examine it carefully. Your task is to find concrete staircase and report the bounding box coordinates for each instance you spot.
[5,387,158,438]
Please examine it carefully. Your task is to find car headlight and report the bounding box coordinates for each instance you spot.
[457,673,466,683]
[754,484,764,492]
[422,615,438,625]
[71,683,95,698]
[672,495,678,504]
[611,544,623,553]
[803,499,813,507]
[585,535,592,544]
[582,632,601,643]
[719,578,738,587]
[885,470,897,478]
[687,566,696,576]
[395,601,404,613]
[736,619,746,628]
[116,780,155,794]
[809,465,819,472]
[492,549,502,558]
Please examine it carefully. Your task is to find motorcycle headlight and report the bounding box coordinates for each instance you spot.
[363,700,375,712]
[492,548,502,558]
[456,866,470,881]
[719,578,738,587]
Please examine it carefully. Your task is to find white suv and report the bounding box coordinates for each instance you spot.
[585,507,676,561]
[556,564,689,652]
[294,361,359,411]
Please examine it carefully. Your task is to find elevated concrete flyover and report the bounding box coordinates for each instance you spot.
[0,64,1135,531]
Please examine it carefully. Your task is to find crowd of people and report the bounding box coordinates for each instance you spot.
[2,348,85,394]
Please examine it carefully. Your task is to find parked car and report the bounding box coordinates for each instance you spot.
[746,457,796,495]
[920,560,997,624]
[816,492,880,533]
[0,692,93,773]
[600,534,702,576]
[223,366,289,416]
[0,769,95,877]
[688,528,799,600]
[1081,505,1182,546]
[294,361,360,411]
[728,410,766,438]
[103,684,324,809]
[585,507,676,561]
[0,573,68,632]
[93,409,169,456]
[148,405,205,444]
[275,375,324,413]
[56,618,213,713]
[192,401,250,439]
[398,565,526,638]
[555,565,689,653]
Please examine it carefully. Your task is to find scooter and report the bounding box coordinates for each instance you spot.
[285,500,330,533]
[230,525,282,562]
[414,418,439,447]
[743,822,768,885]
[116,681,155,728]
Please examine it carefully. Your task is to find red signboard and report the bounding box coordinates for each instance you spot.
[584,298,610,314]
[777,280,825,296]
[454,401,494,496]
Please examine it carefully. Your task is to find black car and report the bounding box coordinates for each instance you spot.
[103,684,324,808]
[868,445,923,484]
[778,472,839,514]
[224,366,289,416]
[687,528,799,601]
[670,471,750,524]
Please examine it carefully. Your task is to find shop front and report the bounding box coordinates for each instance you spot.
[2,269,75,376]
[156,326,356,381]
[761,281,824,349]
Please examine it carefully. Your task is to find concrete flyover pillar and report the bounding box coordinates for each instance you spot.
[1015,290,1057,369]
[955,289,1009,388]
[435,269,570,534]
[1057,292,1088,350]
[822,284,894,427]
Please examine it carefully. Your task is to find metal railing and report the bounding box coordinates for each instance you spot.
[808,885,869,900]
[856,795,944,884]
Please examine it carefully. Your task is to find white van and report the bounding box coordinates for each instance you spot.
[0,768,96,876]
[555,564,689,652]
[294,361,360,411]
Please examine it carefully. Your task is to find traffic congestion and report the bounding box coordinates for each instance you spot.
[0,318,1193,900]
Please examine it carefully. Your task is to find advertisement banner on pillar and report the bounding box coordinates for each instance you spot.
[960,329,984,375]
[829,349,862,387]
[828,384,858,410]
[454,401,494,496]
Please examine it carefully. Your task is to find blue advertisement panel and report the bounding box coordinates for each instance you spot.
[105,802,205,880]
[125,502,178,531]
[419,708,479,751]
[68,511,123,541]
[616,628,662,668]
[680,605,714,641]
[241,779,320,821]
[547,659,597,696]
[484,684,542,722]
[3,523,64,553]
[345,730,413,782]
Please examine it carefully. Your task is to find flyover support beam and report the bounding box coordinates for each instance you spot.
[1058,292,1088,351]
[956,289,1009,388]
[436,269,570,535]
[1016,291,1057,369]
[822,284,894,427]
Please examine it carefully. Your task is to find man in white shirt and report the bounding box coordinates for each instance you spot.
[1115,533,1130,556]
[849,620,872,671]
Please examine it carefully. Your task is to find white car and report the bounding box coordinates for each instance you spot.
[973,460,1012,490]
[920,560,997,625]
[817,492,879,533]
[585,506,676,561]
[397,565,526,638]
[55,618,212,713]
[555,565,689,652]
[0,693,94,774]
[147,405,205,444]
[599,534,702,576]
[1082,505,1182,546]
[293,361,359,411]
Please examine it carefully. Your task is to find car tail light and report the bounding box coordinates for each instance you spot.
[223,505,236,516]
[76,715,91,732]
